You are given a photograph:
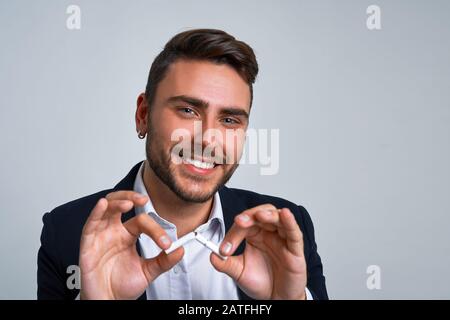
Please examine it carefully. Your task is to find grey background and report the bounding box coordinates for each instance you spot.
[0,0,449,299]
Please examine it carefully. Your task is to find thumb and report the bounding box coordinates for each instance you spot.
[210,253,244,281]
[142,247,184,282]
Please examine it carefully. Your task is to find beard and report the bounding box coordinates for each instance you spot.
[145,128,239,203]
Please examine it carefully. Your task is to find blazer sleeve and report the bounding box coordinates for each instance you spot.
[37,211,67,299]
[298,205,329,300]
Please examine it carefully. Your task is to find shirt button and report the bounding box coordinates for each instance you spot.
[173,265,180,274]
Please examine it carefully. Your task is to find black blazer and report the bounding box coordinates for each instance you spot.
[37,161,328,300]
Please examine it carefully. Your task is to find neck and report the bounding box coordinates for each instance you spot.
[141,160,214,238]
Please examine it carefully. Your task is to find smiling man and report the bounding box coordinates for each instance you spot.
[37,29,328,300]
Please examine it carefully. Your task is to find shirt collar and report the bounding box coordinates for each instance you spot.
[133,161,226,237]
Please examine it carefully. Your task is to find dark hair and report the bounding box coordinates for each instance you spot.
[145,29,259,109]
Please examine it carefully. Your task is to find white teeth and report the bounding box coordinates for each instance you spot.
[184,158,215,169]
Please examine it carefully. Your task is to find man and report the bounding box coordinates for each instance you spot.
[37,29,328,300]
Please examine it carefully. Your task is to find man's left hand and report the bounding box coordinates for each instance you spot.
[210,204,307,300]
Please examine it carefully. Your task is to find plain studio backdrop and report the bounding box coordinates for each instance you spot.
[1,0,449,299]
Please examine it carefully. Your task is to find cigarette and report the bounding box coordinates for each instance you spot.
[195,232,228,260]
[164,231,196,254]
[164,231,228,260]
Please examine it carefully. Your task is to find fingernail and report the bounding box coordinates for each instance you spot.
[160,235,170,246]
[134,193,147,200]
[222,242,232,255]
[264,209,273,216]
[238,214,250,222]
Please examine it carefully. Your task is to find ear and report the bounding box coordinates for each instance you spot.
[135,93,148,135]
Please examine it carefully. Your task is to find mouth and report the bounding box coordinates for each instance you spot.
[183,157,216,169]
[179,150,221,175]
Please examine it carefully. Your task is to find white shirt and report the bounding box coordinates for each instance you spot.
[133,162,239,299]
[133,161,313,300]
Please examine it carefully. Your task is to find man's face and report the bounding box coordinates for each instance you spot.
[145,59,251,203]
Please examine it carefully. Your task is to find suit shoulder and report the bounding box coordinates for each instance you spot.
[39,189,115,277]
[225,187,306,212]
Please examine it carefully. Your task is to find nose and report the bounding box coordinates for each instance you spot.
[192,119,224,162]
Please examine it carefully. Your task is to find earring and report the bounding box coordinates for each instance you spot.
[138,131,146,139]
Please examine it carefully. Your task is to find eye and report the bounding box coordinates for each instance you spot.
[222,117,239,125]
[183,107,194,114]
[178,106,197,116]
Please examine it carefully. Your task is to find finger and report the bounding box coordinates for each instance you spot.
[256,223,277,232]
[277,227,287,239]
[219,204,277,256]
[104,199,135,220]
[210,252,244,281]
[142,247,184,282]
[105,190,149,207]
[101,190,149,223]
[85,191,148,228]
[254,209,281,231]
[240,204,278,218]
[219,213,259,256]
[279,208,304,257]
[123,213,172,249]
[83,198,108,234]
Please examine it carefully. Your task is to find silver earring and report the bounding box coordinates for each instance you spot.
[138,132,146,139]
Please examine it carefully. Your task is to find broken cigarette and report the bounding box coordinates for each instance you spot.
[164,231,228,260]
[194,232,228,260]
[164,231,196,254]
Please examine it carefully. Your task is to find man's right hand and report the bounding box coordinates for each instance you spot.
[79,191,184,300]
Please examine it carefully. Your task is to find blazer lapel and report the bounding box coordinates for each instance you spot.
[112,161,144,224]
[218,185,254,300]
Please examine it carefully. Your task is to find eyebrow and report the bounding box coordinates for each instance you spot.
[167,95,249,120]
[219,108,249,120]
[167,95,208,109]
